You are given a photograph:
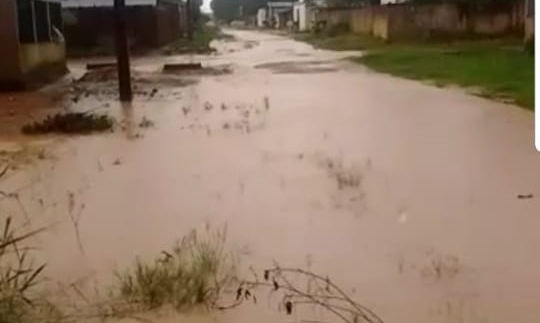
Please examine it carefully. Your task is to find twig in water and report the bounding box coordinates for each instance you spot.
[211,266,384,323]
[68,191,85,255]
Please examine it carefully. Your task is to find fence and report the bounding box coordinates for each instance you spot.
[314,1,526,41]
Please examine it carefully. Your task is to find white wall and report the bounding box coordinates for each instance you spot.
[293,3,308,31]
[257,8,266,27]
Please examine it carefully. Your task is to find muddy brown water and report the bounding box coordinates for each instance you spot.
[0,30,539,323]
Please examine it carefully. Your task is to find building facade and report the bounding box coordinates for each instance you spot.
[0,0,67,89]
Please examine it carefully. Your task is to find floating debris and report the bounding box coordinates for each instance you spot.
[518,194,534,199]
[21,112,114,135]
[139,117,155,128]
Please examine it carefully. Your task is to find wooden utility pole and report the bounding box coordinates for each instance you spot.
[114,0,132,102]
[186,0,193,40]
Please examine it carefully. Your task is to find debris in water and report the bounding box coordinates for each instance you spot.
[182,107,190,116]
[37,149,46,160]
[139,116,155,128]
[518,194,533,199]
[21,112,114,135]
[264,96,270,110]
[149,88,158,97]
[285,300,292,315]
[112,159,122,165]
[223,123,230,130]
[221,103,228,110]
[204,102,213,111]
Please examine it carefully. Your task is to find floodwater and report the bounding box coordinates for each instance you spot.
[1,30,539,323]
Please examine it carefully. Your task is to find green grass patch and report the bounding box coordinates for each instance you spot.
[354,42,534,110]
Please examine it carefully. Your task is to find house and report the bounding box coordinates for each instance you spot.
[0,0,67,90]
[61,0,187,56]
[267,2,295,28]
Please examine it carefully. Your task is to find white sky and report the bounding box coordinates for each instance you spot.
[201,0,212,13]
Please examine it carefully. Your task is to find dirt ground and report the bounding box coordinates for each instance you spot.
[0,30,539,323]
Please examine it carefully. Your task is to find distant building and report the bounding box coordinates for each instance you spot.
[61,0,187,56]
[0,0,67,89]
[525,0,534,42]
[267,2,295,28]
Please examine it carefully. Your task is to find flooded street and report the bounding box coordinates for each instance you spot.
[1,30,539,323]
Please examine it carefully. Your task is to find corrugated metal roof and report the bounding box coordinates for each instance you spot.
[60,0,158,8]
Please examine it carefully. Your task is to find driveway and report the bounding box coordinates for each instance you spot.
[1,29,539,323]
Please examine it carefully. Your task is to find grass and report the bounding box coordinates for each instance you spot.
[0,216,58,323]
[114,226,235,312]
[355,41,534,110]
[295,30,534,110]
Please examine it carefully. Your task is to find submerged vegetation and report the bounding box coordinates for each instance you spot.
[114,226,235,312]
[21,112,115,135]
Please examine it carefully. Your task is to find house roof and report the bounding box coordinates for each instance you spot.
[60,0,159,8]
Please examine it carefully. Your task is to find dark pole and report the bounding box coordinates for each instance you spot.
[114,0,132,102]
[186,0,193,40]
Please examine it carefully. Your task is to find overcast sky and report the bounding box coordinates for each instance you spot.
[201,0,211,13]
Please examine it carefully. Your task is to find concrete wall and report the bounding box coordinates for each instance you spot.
[313,8,351,27]
[19,43,66,73]
[1,0,67,88]
[317,1,526,41]
[0,0,22,83]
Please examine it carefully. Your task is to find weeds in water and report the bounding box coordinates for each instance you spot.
[114,225,236,312]
[21,112,114,135]
[216,266,384,323]
[0,216,52,323]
